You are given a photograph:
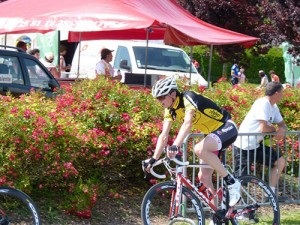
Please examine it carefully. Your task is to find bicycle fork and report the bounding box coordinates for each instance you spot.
[169,174,184,219]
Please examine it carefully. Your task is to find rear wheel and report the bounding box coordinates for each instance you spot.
[0,187,41,225]
[233,175,280,225]
[141,181,205,225]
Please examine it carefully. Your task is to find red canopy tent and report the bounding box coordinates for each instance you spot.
[0,0,258,46]
[68,0,259,47]
[0,0,259,86]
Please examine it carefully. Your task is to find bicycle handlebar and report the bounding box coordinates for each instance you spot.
[142,157,189,179]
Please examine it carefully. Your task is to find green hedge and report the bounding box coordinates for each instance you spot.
[184,46,285,84]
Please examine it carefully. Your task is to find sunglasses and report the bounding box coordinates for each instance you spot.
[157,95,168,101]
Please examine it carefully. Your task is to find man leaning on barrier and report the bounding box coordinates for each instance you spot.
[233,81,287,199]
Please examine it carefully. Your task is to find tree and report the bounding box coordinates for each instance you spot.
[177,0,300,63]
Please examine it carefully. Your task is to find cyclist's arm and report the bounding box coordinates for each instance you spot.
[172,109,194,147]
[152,120,172,160]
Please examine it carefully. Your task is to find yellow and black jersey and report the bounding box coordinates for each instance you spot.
[164,91,231,134]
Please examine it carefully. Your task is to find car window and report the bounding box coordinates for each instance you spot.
[0,56,25,85]
[24,58,52,89]
[113,46,131,69]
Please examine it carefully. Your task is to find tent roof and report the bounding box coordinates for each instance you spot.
[0,0,259,47]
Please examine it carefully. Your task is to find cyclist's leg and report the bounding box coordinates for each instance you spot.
[194,136,228,178]
[195,120,240,207]
[141,181,205,225]
[234,175,280,225]
[198,162,216,205]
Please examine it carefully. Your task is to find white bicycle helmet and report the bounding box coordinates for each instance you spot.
[152,77,178,98]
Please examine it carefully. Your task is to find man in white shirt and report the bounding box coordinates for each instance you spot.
[234,82,287,196]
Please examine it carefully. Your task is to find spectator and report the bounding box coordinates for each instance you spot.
[234,82,287,198]
[192,57,200,71]
[257,70,269,89]
[95,48,114,77]
[59,44,71,73]
[238,66,246,85]
[41,52,59,78]
[16,41,27,52]
[269,70,280,83]
[28,49,41,59]
[95,48,121,80]
[231,61,239,85]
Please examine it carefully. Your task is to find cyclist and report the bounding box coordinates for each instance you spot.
[144,77,241,207]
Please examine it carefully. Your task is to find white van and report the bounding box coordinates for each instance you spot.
[70,40,207,87]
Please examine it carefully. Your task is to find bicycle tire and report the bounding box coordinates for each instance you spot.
[0,187,41,225]
[141,181,205,225]
[232,175,280,225]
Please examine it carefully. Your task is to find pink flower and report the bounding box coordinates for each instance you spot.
[24,149,30,154]
[64,162,73,169]
[23,109,31,119]
[121,113,130,121]
[11,107,18,114]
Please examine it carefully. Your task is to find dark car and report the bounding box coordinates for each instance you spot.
[0,45,60,98]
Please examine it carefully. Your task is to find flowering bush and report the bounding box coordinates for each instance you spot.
[0,77,167,217]
[0,77,298,218]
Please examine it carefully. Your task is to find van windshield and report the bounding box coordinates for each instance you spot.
[132,46,197,73]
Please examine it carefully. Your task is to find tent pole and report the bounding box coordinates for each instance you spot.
[189,46,193,86]
[4,33,7,48]
[144,29,150,87]
[207,45,213,88]
[58,31,61,75]
[77,32,82,78]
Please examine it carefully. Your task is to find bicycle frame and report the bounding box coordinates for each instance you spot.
[143,153,280,225]
[164,160,228,220]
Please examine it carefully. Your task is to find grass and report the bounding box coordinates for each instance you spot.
[280,205,300,225]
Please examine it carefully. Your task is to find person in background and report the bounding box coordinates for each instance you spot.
[192,57,200,71]
[16,41,27,52]
[144,77,241,209]
[269,70,280,83]
[95,48,121,81]
[238,66,246,85]
[257,70,269,89]
[28,49,41,59]
[41,52,59,78]
[231,60,239,85]
[234,82,287,199]
[59,44,71,74]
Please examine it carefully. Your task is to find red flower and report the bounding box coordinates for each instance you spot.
[121,113,131,121]
[230,95,239,102]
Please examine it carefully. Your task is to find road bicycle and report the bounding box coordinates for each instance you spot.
[0,186,41,224]
[141,149,280,225]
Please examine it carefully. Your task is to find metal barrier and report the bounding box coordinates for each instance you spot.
[182,131,300,205]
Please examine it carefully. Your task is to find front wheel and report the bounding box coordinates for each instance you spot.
[233,175,280,225]
[141,181,205,225]
[0,187,41,225]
